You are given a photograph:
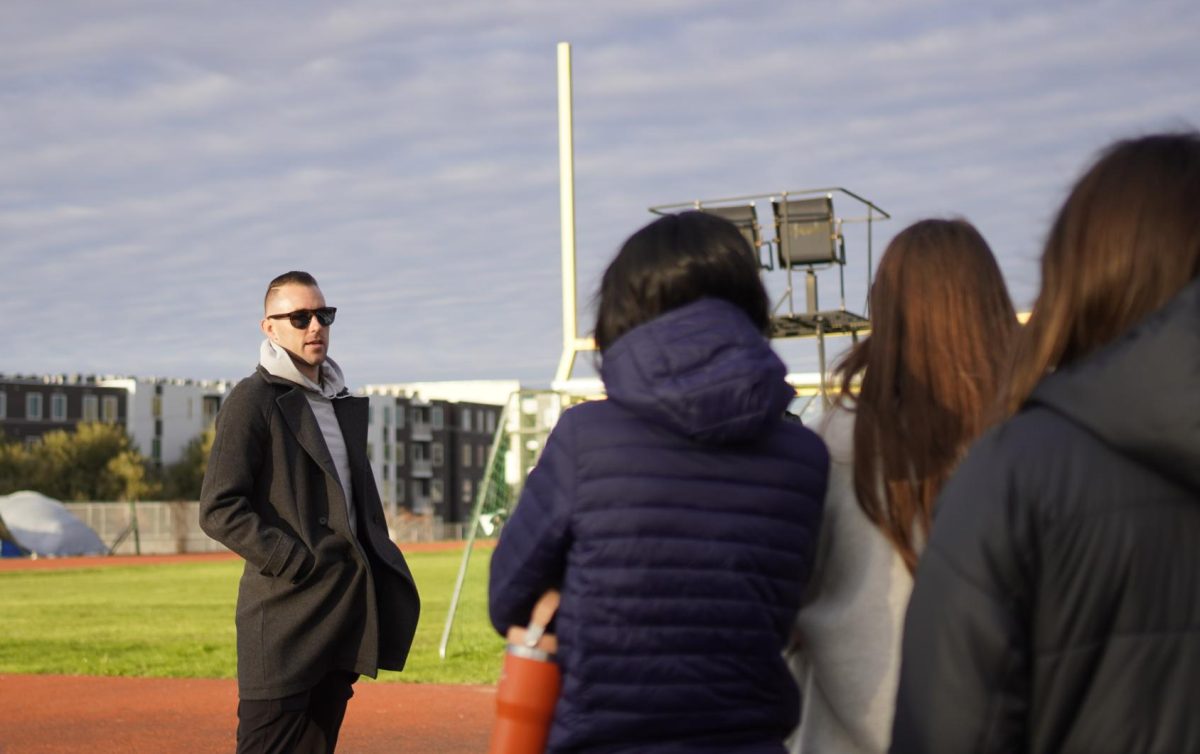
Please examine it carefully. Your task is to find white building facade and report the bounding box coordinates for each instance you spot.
[98,377,229,467]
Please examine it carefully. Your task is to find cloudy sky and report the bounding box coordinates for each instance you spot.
[4,0,1197,386]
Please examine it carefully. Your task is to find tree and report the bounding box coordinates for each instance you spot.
[0,438,35,496]
[1,423,217,502]
[160,427,215,501]
[5,423,158,501]
[106,449,157,502]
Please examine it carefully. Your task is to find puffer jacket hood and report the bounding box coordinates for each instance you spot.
[600,297,795,445]
[1030,277,1200,493]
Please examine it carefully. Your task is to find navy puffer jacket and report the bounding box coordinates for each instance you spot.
[490,298,829,753]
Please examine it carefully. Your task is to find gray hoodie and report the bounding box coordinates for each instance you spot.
[259,338,357,535]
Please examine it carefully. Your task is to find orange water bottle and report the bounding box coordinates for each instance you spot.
[488,590,561,754]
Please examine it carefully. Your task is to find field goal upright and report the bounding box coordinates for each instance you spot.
[546,45,891,400]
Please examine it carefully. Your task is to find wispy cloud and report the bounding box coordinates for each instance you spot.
[3,0,1197,383]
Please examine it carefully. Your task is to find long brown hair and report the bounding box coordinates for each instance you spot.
[835,219,1016,573]
[1004,132,1200,413]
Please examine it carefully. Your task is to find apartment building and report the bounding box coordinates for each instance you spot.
[507,390,568,488]
[97,377,229,467]
[0,374,229,467]
[3,372,559,525]
[0,375,129,444]
[453,399,504,522]
[363,386,506,524]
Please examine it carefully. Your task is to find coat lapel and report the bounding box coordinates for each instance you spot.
[276,389,339,483]
[333,396,371,500]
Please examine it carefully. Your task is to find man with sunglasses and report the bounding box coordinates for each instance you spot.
[200,270,420,754]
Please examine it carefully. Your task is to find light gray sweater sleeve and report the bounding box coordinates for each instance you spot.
[788,406,914,754]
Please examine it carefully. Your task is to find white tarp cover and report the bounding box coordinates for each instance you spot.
[0,490,107,556]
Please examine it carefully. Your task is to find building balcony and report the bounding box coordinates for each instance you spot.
[410,460,433,478]
[412,496,433,515]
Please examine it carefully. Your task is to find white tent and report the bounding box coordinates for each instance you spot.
[0,490,107,557]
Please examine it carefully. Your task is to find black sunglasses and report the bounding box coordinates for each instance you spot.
[266,307,337,329]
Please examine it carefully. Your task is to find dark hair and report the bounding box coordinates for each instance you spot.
[1005,131,1200,412]
[593,211,770,351]
[264,271,320,311]
[835,218,1016,573]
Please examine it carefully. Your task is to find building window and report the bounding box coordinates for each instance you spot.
[396,441,405,466]
[26,392,43,421]
[50,394,67,422]
[462,479,473,504]
[383,406,392,425]
[477,445,486,467]
[152,438,162,463]
[413,479,431,508]
[396,480,405,502]
[461,442,472,468]
[101,396,118,423]
[520,409,537,430]
[395,401,405,428]
[431,406,444,429]
[461,408,472,431]
[0,391,6,419]
[384,444,392,461]
[487,411,497,433]
[82,395,99,422]
[203,396,221,423]
[431,479,444,503]
[412,443,430,463]
[432,442,443,467]
[152,395,162,419]
[383,464,389,480]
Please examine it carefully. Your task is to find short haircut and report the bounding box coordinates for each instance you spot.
[593,211,770,352]
[264,271,320,311]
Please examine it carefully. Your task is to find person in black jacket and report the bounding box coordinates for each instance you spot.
[890,132,1200,754]
[201,271,420,754]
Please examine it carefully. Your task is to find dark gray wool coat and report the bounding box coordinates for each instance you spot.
[891,278,1200,753]
[200,366,420,700]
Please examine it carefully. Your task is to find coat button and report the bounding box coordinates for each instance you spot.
[318,516,328,526]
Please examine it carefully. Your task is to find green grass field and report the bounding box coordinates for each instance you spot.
[0,548,505,685]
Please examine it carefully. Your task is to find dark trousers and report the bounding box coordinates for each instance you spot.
[236,671,359,754]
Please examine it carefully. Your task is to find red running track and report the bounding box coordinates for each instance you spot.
[1,544,500,752]
[0,674,496,753]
